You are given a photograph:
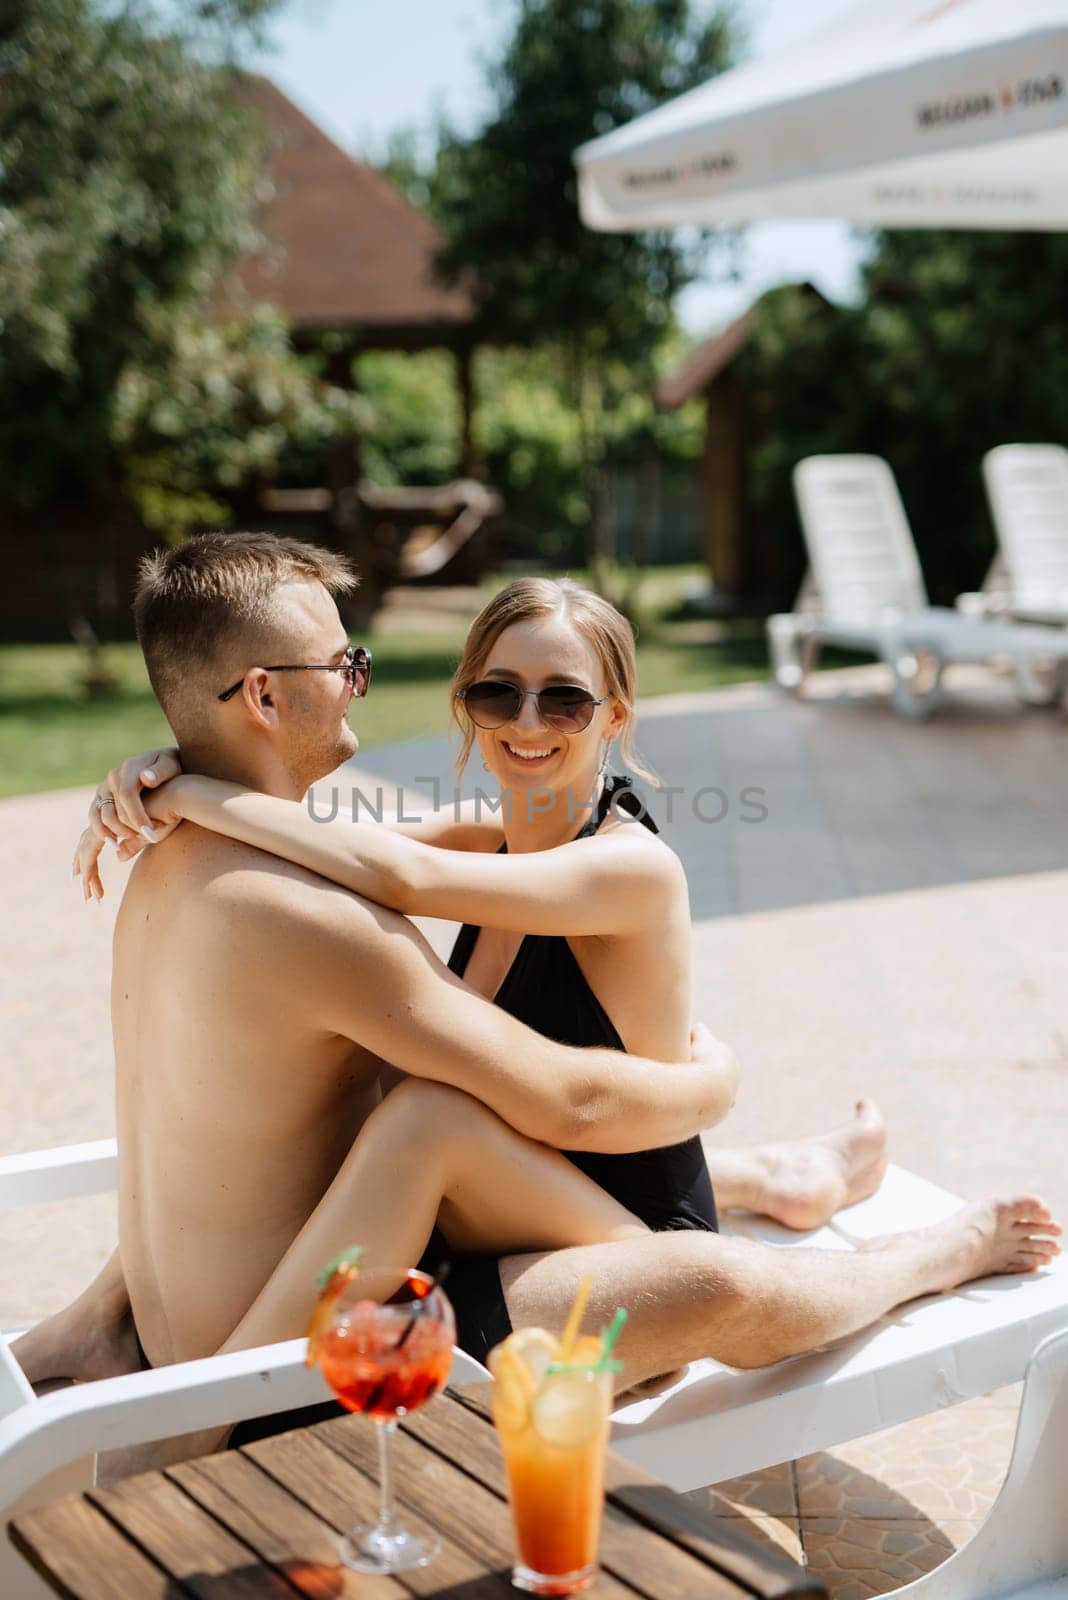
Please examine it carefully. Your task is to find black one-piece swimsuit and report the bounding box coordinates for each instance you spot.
[425,773,719,1364]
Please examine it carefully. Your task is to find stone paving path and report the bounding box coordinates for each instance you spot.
[2,662,1066,1596]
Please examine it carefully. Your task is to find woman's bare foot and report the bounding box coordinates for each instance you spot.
[11,1283,144,1390]
[863,1195,1062,1297]
[709,1099,888,1231]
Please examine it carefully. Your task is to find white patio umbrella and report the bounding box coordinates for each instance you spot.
[575,0,1068,231]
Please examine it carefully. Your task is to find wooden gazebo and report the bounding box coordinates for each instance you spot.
[218,77,495,619]
[224,76,480,465]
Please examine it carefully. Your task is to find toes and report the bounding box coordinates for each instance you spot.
[853,1097,884,1131]
[1001,1196,1054,1225]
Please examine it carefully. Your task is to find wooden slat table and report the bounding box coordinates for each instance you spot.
[9,1387,825,1599]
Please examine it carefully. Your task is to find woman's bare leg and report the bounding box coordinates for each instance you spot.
[10,1093,889,1388]
[17,1078,641,1394]
[218,1077,645,1355]
[90,1079,645,1477]
[706,1098,888,1231]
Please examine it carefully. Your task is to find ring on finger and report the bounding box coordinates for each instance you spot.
[97,795,117,810]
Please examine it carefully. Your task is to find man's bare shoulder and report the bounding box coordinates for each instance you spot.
[153,823,409,947]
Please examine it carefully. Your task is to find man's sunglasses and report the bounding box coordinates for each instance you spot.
[456,679,608,732]
[217,645,373,704]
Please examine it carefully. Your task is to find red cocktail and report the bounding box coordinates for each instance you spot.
[309,1262,455,1574]
[316,1299,453,1420]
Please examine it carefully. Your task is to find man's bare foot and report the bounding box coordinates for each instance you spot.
[709,1099,888,1231]
[865,1195,1062,1296]
[11,1288,143,1389]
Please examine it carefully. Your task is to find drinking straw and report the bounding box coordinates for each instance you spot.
[599,1307,628,1366]
[546,1360,623,1376]
[396,1260,452,1349]
[559,1274,593,1357]
[545,1307,630,1376]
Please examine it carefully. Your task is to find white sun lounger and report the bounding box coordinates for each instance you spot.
[610,1163,1068,1491]
[957,446,1068,651]
[886,1323,1068,1600]
[4,1138,1068,1595]
[766,455,1068,716]
[0,1140,487,1599]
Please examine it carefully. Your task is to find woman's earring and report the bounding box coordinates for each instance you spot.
[482,756,490,772]
[599,740,614,778]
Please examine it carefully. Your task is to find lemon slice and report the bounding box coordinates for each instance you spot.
[567,1335,604,1366]
[504,1326,560,1389]
[493,1364,530,1432]
[532,1372,607,1448]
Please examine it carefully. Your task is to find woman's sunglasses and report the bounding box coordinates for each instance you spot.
[456,679,608,732]
[217,644,373,703]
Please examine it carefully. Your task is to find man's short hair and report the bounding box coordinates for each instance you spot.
[134,531,356,737]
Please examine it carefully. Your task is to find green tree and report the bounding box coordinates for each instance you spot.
[431,0,740,563]
[114,308,369,537]
[0,0,283,505]
[1,0,369,644]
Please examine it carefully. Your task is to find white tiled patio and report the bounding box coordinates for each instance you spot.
[2,661,1066,1595]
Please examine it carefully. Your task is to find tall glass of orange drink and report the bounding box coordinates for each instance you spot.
[490,1326,614,1595]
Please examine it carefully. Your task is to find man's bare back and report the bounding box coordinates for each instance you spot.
[115,826,392,1364]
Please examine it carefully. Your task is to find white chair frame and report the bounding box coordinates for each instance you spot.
[957,445,1068,658]
[0,1139,487,1598]
[887,1324,1068,1599]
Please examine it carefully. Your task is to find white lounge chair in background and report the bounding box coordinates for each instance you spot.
[767,454,1068,716]
[887,1323,1068,1600]
[957,446,1068,655]
[0,1139,487,1599]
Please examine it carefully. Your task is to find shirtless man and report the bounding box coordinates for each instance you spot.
[17,532,1059,1414]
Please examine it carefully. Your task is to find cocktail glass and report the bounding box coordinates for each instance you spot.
[491,1331,614,1596]
[312,1265,455,1574]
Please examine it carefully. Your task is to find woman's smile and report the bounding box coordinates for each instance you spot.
[498,738,561,772]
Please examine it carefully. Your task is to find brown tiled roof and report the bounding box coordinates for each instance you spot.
[654,311,751,409]
[219,77,477,339]
[655,282,829,409]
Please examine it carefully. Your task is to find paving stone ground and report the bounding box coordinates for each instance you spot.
[2,661,1066,1595]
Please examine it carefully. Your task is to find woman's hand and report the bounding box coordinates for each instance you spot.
[72,747,183,903]
[689,1022,741,1126]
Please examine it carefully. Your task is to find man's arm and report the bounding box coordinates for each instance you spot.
[252,871,738,1153]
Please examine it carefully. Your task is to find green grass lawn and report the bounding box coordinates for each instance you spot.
[0,571,772,797]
